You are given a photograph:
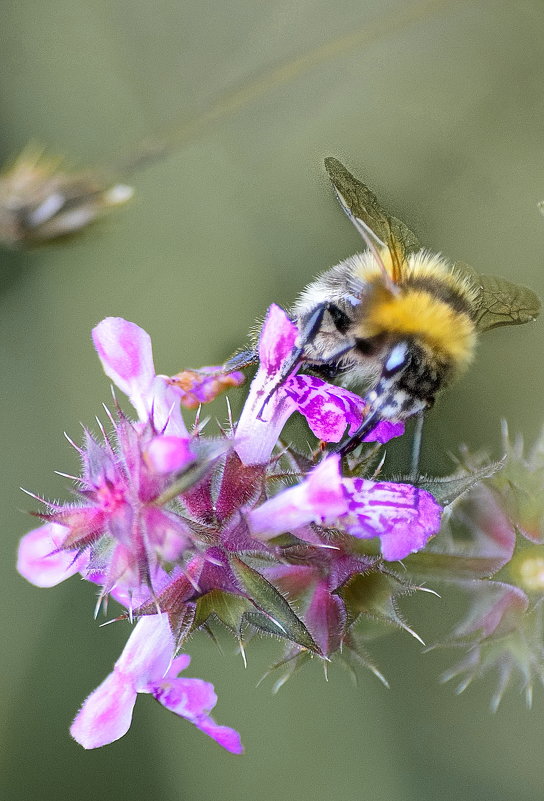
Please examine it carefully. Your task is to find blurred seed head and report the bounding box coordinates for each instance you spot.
[0,144,133,247]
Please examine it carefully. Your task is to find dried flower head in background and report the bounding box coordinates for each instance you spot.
[0,145,133,247]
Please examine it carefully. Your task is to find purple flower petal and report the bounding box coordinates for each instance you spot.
[92,318,188,437]
[285,376,366,442]
[365,420,405,444]
[236,305,395,463]
[71,613,243,753]
[193,717,244,754]
[17,523,88,587]
[341,478,442,561]
[150,676,217,718]
[235,305,299,464]
[164,654,192,677]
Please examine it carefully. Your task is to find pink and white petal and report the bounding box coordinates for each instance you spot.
[92,318,155,415]
[258,304,298,374]
[248,456,347,538]
[235,307,300,465]
[70,671,137,749]
[146,376,189,437]
[115,614,174,687]
[17,523,88,587]
[145,435,195,474]
[235,391,297,465]
[193,716,244,754]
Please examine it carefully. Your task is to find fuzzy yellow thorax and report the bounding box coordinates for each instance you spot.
[360,285,476,366]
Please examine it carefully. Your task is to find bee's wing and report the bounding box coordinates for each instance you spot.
[455,261,541,332]
[324,157,420,281]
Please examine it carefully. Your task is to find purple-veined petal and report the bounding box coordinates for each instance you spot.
[285,375,365,442]
[248,455,347,538]
[366,420,405,444]
[145,435,195,474]
[92,318,155,418]
[149,674,243,753]
[150,676,217,718]
[287,379,404,444]
[70,670,137,749]
[235,304,404,464]
[17,523,88,587]
[342,477,442,561]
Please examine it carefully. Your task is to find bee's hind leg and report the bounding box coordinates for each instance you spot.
[409,412,425,483]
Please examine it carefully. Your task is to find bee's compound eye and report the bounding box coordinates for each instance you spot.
[355,334,385,357]
[355,337,377,356]
[383,342,410,376]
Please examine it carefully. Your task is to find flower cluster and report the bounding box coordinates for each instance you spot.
[18,306,449,752]
[405,429,544,709]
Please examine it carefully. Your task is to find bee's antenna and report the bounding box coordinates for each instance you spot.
[333,188,398,295]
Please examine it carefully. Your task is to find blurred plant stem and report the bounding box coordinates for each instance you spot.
[104,0,461,177]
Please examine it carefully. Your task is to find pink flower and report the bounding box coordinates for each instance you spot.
[19,416,193,599]
[235,305,403,465]
[71,613,243,753]
[248,455,441,561]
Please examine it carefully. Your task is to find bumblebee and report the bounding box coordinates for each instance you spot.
[230,158,540,457]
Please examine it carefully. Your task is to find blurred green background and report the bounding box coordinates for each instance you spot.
[2,1,544,799]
